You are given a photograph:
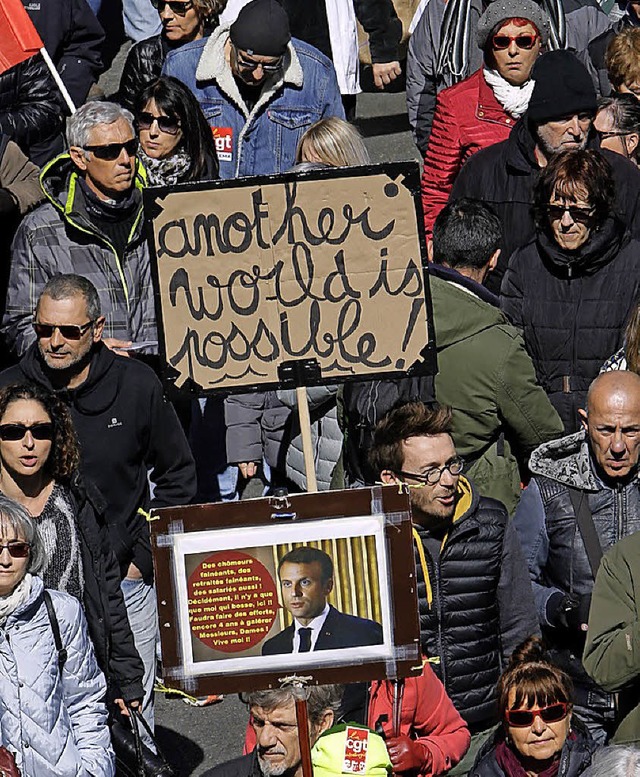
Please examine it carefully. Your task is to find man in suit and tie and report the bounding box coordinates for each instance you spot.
[262,546,383,655]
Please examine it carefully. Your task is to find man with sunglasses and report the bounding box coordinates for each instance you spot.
[2,101,156,358]
[450,50,640,293]
[162,0,344,179]
[0,273,197,743]
[371,401,538,776]
[513,370,640,744]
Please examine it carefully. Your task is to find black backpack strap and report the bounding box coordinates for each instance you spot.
[567,487,604,578]
[43,590,68,674]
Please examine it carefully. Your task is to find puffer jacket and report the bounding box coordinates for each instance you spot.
[406,0,611,153]
[163,25,344,178]
[469,724,596,777]
[513,430,640,695]
[583,530,640,744]
[431,266,563,514]
[421,69,513,237]
[0,56,64,166]
[500,221,640,433]
[451,118,640,293]
[0,576,114,777]
[414,477,539,729]
[118,35,167,111]
[1,154,157,356]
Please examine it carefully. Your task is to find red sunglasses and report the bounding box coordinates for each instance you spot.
[492,33,539,50]
[505,702,570,727]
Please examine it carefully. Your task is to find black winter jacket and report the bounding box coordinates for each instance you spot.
[118,35,168,112]
[0,344,197,583]
[0,57,64,166]
[414,477,539,730]
[500,223,640,433]
[450,118,640,293]
[23,0,104,107]
[513,431,640,699]
[469,724,596,777]
[202,752,260,777]
[66,476,144,702]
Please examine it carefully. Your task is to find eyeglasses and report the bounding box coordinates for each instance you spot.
[33,321,94,340]
[492,33,539,50]
[505,702,570,727]
[396,458,465,485]
[151,0,193,14]
[137,112,181,135]
[82,138,138,160]
[596,129,630,141]
[0,541,31,559]
[546,204,596,224]
[233,46,284,74]
[0,423,55,442]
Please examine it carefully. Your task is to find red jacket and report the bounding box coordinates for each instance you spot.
[368,663,470,777]
[421,69,514,238]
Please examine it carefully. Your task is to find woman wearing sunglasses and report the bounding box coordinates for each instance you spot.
[0,383,144,717]
[135,76,219,185]
[421,0,548,238]
[501,148,640,433]
[470,637,596,777]
[0,494,114,775]
[118,0,225,112]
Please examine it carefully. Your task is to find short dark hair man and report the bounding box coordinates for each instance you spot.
[514,370,640,744]
[342,198,563,513]
[2,101,156,356]
[162,0,344,179]
[262,546,382,655]
[203,685,342,777]
[371,400,539,775]
[450,50,640,292]
[0,274,196,739]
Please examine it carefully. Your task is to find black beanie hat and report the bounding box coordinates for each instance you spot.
[230,0,291,57]
[527,50,597,123]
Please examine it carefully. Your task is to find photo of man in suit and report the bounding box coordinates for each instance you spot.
[261,546,383,656]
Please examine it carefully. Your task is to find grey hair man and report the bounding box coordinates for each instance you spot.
[202,685,342,777]
[2,101,156,357]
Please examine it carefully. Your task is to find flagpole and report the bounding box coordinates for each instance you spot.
[39,46,76,115]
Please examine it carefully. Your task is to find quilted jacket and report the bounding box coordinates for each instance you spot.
[0,576,114,776]
[421,69,513,237]
[1,154,157,356]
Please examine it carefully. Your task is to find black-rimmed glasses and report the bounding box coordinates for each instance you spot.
[396,457,465,485]
[137,112,181,136]
[32,321,94,340]
[545,204,596,224]
[0,423,54,442]
[82,139,138,161]
[151,0,193,14]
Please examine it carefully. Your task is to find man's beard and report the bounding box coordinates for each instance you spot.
[258,754,298,777]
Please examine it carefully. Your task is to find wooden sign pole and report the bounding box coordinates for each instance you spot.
[296,387,318,493]
[295,695,314,777]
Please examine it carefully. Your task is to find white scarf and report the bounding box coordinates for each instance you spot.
[0,573,32,627]
[483,68,535,119]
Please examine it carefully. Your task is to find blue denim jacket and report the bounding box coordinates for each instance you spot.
[163,26,345,179]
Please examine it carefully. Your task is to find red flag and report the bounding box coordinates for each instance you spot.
[0,0,43,75]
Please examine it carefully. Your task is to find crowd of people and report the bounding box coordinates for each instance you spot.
[1,0,640,774]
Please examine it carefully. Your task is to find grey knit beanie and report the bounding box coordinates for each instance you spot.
[477,0,551,49]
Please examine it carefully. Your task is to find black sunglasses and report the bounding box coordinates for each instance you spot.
[33,321,94,340]
[151,0,193,14]
[82,138,138,160]
[137,112,181,136]
[234,46,284,74]
[546,204,596,224]
[505,703,569,727]
[492,33,539,50]
[0,423,54,442]
[0,541,31,558]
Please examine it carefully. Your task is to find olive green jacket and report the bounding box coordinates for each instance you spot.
[583,531,640,744]
[431,269,563,513]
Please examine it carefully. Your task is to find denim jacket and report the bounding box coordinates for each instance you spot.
[163,25,345,179]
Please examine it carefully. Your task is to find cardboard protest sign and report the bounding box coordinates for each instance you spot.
[151,487,420,696]
[144,162,435,396]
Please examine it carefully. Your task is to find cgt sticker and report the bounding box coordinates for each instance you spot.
[343,727,369,774]
[212,126,233,161]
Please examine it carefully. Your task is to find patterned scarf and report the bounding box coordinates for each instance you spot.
[139,148,191,186]
[0,573,32,627]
